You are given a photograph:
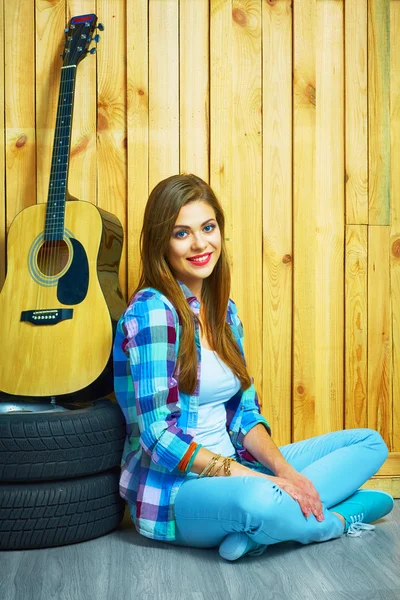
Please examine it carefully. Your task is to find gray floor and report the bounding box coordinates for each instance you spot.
[1,501,399,600]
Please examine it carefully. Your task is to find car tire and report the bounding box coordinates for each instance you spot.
[0,469,125,550]
[0,398,125,482]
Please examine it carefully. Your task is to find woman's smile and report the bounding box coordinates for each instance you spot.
[186,252,213,266]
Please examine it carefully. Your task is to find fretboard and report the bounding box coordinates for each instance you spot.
[44,65,77,241]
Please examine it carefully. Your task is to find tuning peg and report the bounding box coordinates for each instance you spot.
[97,23,105,31]
[94,34,101,43]
[89,47,97,54]
[64,27,69,33]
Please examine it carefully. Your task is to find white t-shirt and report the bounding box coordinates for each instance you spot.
[194,346,241,457]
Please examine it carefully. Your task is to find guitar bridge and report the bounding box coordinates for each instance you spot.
[20,309,73,325]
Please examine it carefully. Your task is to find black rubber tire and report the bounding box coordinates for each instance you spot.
[0,470,125,550]
[0,399,126,482]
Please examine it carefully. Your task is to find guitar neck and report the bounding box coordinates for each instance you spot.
[44,65,77,242]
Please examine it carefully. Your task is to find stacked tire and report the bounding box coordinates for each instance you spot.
[0,398,126,550]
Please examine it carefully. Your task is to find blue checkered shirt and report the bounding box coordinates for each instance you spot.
[113,282,271,541]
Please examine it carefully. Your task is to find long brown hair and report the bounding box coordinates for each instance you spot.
[134,174,252,394]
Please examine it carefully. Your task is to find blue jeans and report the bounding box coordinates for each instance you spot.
[171,428,388,548]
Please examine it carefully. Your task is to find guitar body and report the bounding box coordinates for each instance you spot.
[0,199,125,397]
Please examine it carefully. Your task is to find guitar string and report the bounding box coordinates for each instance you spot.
[48,67,67,280]
[47,64,75,281]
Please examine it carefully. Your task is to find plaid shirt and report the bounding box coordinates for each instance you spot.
[113,281,271,541]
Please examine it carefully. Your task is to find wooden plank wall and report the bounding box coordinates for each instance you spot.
[0,0,399,491]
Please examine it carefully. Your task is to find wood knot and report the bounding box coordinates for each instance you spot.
[138,89,145,96]
[282,254,292,264]
[266,0,277,5]
[70,135,90,158]
[307,84,316,106]
[232,8,247,26]
[16,134,27,148]
[97,110,108,132]
[297,385,305,395]
[392,239,400,257]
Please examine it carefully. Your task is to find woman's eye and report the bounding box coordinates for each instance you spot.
[204,224,215,233]
[174,230,188,239]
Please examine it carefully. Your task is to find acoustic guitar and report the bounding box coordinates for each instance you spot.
[0,14,126,399]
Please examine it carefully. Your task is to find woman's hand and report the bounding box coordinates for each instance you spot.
[271,466,324,522]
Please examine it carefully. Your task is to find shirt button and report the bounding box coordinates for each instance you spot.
[240,405,244,410]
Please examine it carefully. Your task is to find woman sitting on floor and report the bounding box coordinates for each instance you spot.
[113,173,393,561]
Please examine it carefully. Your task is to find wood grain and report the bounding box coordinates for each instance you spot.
[391,0,400,452]
[5,0,36,224]
[67,0,97,207]
[345,0,368,224]
[345,225,368,430]
[368,226,392,447]
[230,0,263,402]
[262,0,292,445]
[293,0,317,441]
[97,0,127,298]
[35,0,66,206]
[368,0,390,225]
[148,0,179,191]
[0,0,399,475]
[126,0,148,297]
[314,0,344,435]
[1,502,399,600]
[180,0,209,181]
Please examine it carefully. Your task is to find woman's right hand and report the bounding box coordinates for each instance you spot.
[269,476,324,522]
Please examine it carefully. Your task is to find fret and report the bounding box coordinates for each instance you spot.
[44,64,77,240]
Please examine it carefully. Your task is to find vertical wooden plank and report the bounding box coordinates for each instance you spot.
[293,0,344,440]
[126,0,148,298]
[97,0,127,296]
[148,0,179,191]
[36,0,66,205]
[368,0,390,225]
[0,0,5,289]
[292,0,317,441]
[390,0,400,452]
[5,0,36,224]
[67,0,97,205]
[230,0,263,401]
[345,0,368,224]
[210,0,233,247]
[345,225,368,430]
[313,0,344,434]
[368,227,392,448]
[262,0,292,445]
[180,0,209,182]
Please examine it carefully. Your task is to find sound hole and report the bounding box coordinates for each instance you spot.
[37,240,70,276]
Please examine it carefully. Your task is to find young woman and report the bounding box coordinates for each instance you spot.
[113,174,394,561]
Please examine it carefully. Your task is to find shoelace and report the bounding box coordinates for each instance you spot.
[346,513,376,537]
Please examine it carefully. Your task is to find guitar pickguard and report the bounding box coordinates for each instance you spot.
[57,238,89,305]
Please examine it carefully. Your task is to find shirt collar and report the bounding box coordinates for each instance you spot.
[177,281,201,311]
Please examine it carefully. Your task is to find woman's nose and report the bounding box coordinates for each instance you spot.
[191,232,207,250]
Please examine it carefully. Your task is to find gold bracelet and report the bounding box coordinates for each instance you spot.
[197,454,222,478]
[223,457,235,477]
[212,457,226,477]
[205,455,221,477]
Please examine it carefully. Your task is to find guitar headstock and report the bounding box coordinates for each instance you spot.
[62,14,104,67]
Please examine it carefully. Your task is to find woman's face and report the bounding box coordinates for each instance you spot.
[166,200,222,298]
